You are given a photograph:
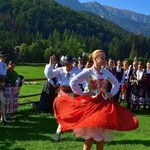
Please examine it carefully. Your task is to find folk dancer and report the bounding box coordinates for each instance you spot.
[53,49,139,150]
[44,55,82,142]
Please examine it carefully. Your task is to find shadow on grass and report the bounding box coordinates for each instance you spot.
[0,108,58,150]
[120,101,150,116]
[107,139,150,147]
[134,108,150,116]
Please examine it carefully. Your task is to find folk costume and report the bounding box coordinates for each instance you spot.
[44,55,82,141]
[114,66,125,103]
[5,66,20,115]
[53,67,139,142]
[144,69,150,105]
[39,77,59,113]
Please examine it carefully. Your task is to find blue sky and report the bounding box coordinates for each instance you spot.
[79,0,150,15]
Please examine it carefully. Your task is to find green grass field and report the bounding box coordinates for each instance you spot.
[15,65,45,103]
[15,64,45,79]
[0,65,150,150]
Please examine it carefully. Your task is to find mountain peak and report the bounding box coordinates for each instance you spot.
[55,0,150,36]
[55,0,87,11]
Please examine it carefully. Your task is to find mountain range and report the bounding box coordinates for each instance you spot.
[55,0,150,36]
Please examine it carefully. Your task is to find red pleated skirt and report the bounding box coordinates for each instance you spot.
[53,92,139,132]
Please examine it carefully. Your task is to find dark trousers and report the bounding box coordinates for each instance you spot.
[39,81,58,113]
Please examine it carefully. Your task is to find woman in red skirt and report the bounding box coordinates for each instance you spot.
[53,49,139,150]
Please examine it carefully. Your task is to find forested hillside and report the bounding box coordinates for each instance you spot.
[0,0,150,62]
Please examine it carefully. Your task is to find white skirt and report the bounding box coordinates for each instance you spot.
[73,126,113,142]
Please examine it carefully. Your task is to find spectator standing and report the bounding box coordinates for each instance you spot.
[107,58,116,93]
[6,61,20,86]
[114,60,125,103]
[77,56,85,70]
[144,61,150,110]
[5,61,21,119]
[0,51,9,123]
[84,60,93,70]
[122,60,131,108]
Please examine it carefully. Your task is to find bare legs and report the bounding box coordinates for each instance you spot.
[54,123,61,142]
[83,138,104,150]
[83,138,94,150]
[96,139,104,150]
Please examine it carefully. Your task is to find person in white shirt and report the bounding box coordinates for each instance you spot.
[44,54,82,142]
[136,62,144,81]
[130,62,146,111]
[0,51,9,123]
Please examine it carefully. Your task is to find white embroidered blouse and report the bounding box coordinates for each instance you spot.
[70,67,120,96]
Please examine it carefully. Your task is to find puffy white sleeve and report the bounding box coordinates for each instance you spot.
[44,63,59,79]
[70,70,88,96]
[107,70,120,96]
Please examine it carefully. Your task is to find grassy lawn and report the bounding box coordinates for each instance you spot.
[15,65,46,103]
[15,64,45,79]
[0,106,149,150]
[0,65,150,150]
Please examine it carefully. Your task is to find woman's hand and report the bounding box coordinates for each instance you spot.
[106,92,113,98]
[49,55,57,65]
[102,90,113,100]
[106,92,114,101]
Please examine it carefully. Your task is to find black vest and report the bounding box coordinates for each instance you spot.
[114,67,124,83]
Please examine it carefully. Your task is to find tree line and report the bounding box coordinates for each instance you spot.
[0,0,150,63]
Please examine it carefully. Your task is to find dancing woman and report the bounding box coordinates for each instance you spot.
[53,49,139,150]
[44,55,82,141]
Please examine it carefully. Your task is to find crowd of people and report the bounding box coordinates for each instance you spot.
[107,58,150,112]
[0,51,24,124]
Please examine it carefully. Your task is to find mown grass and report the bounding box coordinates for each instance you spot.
[0,107,149,150]
[15,64,45,79]
[0,65,150,150]
[15,65,45,103]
